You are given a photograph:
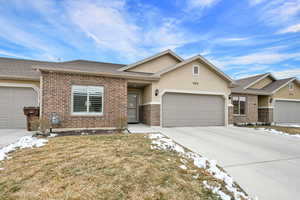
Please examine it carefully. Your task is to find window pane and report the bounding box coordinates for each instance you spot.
[232,97,239,114]
[194,66,199,75]
[240,100,246,115]
[73,86,87,112]
[239,97,246,102]
[88,86,103,113]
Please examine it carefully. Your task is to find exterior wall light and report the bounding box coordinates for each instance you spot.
[155,89,159,96]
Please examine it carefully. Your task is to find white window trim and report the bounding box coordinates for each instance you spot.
[232,96,246,116]
[288,82,294,91]
[71,85,104,116]
[192,65,200,76]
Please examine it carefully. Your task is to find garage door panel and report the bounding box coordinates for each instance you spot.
[0,87,38,129]
[274,100,300,123]
[162,93,225,127]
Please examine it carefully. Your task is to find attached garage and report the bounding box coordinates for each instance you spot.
[274,100,300,124]
[0,87,38,129]
[162,93,225,127]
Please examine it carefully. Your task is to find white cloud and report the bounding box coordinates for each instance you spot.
[221,37,250,42]
[272,68,300,79]
[210,51,300,70]
[186,0,220,9]
[260,0,300,26]
[66,0,140,55]
[277,23,300,34]
[0,50,29,59]
[248,0,267,6]
[65,0,194,61]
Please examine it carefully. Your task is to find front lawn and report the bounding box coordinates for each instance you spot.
[0,134,228,200]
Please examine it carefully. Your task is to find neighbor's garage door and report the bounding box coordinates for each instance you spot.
[162,93,225,127]
[274,100,300,123]
[0,87,38,129]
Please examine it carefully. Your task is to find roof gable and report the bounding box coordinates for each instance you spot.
[153,55,233,83]
[242,73,276,89]
[118,49,183,72]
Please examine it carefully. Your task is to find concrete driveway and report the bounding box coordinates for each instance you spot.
[0,129,32,148]
[160,126,300,200]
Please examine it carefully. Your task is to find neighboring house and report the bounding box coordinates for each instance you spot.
[0,50,234,129]
[230,73,300,125]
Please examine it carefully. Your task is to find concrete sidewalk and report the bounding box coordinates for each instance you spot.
[158,126,300,200]
[0,129,32,148]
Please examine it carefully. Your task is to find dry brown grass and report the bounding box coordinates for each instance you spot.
[0,134,221,200]
[254,126,300,135]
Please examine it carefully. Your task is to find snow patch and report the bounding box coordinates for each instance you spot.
[48,133,58,138]
[0,136,48,161]
[179,165,187,170]
[149,133,252,200]
[258,128,300,139]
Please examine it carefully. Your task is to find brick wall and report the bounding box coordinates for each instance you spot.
[232,94,258,124]
[142,104,160,126]
[258,108,273,123]
[41,71,127,128]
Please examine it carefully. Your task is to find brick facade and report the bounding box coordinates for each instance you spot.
[141,104,160,126]
[232,94,258,124]
[41,71,127,128]
[258,108,273,123]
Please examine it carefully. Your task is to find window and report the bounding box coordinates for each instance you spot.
[289,82,294,91]
[232,96,246,115]
[193,65,199,76]
[72,85,103,115]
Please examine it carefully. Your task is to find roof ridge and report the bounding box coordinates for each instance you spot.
[235,73,269,81]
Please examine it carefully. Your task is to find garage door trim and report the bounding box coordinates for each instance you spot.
[160,89,228,127]
[0,82,39,103]
[273,98,300,123]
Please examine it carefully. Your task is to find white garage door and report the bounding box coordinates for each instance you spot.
[0,87,38,129]
[274,100,300,123]
[162,93,225,127]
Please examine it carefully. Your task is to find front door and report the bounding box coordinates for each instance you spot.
[128,93,139,123]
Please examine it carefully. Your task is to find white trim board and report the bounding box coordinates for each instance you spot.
[274,98,300,102]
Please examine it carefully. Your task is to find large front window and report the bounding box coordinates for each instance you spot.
[72,85,103,115]
[232,96,246,115]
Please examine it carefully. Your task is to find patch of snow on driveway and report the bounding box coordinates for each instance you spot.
[0,136,48,161]
[149,133,252,200]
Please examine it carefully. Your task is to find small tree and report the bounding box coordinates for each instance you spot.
[116,115,127,133]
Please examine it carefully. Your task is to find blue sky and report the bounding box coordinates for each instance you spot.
[0,0,300,79]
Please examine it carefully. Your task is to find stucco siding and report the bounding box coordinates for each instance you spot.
[128,54,180,73]
[272,80,300,100]
[250,77,273,89]
[152,60,231,102]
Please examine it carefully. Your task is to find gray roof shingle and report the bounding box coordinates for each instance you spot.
[0,57,154,80]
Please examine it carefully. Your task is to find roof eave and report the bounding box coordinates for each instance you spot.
[0,75,40,81]
[154,55,234,83]
[243,73,277,89]
[35,67,160,81]
[117,49,184,72]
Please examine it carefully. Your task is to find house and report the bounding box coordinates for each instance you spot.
[1,50,299,130]
[0,50,234,129]
[230,73,300,125]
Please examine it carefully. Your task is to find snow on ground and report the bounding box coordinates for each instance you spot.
[277,124,300,128]
[149,133,252,200]
[0,136,48,162]
[257,128,300,139]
